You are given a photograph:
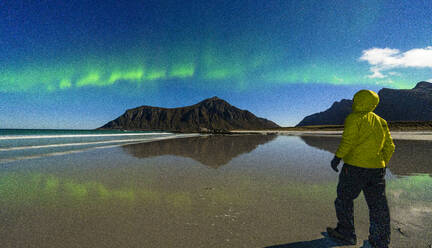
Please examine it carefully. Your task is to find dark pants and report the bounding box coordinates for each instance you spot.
[335,163,390,247]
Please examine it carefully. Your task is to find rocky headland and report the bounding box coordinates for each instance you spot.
[99,97,280,132]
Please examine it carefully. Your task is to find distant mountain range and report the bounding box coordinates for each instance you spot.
[99,96,280,132]
[297,81,432,126]
[99,82,432,132]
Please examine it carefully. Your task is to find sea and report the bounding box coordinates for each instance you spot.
[0,129,196,164]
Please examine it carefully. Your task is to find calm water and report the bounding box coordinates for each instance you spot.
[0,134,431,247]
[0,129,196,164]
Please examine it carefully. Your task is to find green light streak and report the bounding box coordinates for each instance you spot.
[170,64,195,78]
[0,64,75,92]
[261,63,415,89]
[76,72,102,87]
[96,183,110,199]
[0,45,419,93]
[0,173,146,207]
[1,171,430,218]
[59,79,72,89]
[44,176,59,193]
[388,174,432,201]
[108,69,144,83]
[65,182,88,200]
[146,68,167,80]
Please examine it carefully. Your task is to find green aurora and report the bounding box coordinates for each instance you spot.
[0,48,416,94]
[1,1,431,128]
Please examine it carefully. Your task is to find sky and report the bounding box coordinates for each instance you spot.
[1,0,432,129]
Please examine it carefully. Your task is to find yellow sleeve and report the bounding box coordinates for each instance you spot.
[381,120,395,165]
[335,114,359,158]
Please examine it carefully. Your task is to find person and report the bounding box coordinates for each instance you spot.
[326,90,395,248]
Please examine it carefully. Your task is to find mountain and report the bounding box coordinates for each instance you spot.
[296,81,432,126]
[375,81,432,121]
[99,96,280,132]
[296,99,352,126]
[123,134,277,168]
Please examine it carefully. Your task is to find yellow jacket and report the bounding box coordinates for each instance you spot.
[335,90,395,168]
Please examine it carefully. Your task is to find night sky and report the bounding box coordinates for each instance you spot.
[1,1,432,129]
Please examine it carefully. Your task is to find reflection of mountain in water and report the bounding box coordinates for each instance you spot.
[300,135,432,176]
[123,134,277,168]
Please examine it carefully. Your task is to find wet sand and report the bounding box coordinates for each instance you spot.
[0,134,431,247]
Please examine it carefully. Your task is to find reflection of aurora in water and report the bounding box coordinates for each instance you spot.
[388,174,432,201]
[1,171,431,209]
[0,172,270,210]
[0,172,190,209]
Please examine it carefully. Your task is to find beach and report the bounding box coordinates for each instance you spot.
[0,132,431,247]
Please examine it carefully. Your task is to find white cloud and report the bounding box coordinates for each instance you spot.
[368,67,386,79]
[360,46,432,78]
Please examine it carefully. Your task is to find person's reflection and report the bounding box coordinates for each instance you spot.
[122,134,277,168]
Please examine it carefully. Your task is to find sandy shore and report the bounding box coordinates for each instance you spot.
[0,134,430,247]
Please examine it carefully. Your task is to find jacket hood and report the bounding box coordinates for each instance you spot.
[352,90,379,112]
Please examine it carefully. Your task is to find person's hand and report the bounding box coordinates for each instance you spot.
[331,156,342,172]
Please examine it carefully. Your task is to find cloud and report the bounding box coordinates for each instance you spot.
[369,67,386,78]
[360,46,432,78]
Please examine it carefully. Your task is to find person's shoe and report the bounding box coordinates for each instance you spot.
[326,227,357,245]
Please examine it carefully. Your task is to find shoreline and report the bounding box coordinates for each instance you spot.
[230,130,432,140]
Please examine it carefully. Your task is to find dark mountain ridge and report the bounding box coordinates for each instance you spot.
[297,81,432,126]
[99,96,280,132]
